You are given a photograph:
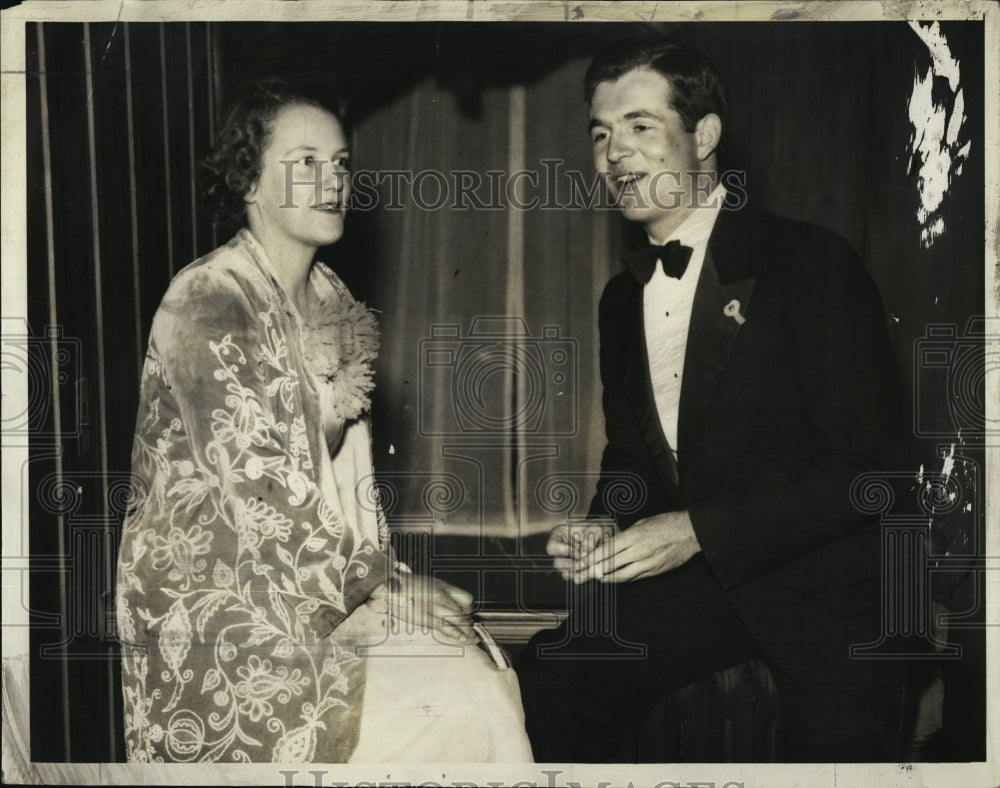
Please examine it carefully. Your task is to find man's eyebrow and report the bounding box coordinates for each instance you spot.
[627,109,666,120]
[588,109,666,132]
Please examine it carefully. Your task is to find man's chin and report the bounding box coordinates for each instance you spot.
[618,201,658,223]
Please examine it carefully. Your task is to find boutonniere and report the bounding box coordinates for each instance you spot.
[723,299,746,326]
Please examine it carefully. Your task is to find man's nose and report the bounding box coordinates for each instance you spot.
[606,131,632,163]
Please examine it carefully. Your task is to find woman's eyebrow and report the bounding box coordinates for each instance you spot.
[283,145,350,157]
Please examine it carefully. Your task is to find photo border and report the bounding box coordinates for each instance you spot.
[2,2,997,786]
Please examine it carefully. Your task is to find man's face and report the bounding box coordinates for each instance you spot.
[589,68,706,240]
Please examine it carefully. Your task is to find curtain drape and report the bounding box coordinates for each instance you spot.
[339,58,622,541]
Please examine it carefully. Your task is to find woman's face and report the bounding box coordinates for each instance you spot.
[244,103,350,253]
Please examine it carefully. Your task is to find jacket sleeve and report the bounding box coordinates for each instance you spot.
[688,231,905,588]
[587,277,664,522]
[146,264,389,639]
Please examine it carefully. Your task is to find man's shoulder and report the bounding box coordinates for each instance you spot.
[727,205,854,254]
[720,206,864,282]
[597,269,638,313]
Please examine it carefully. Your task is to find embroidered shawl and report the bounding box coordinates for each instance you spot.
[116,231,389,762]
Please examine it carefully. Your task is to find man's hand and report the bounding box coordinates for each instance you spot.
[574,511,701,583]
[375,574,477,644]
[546,521,618,583]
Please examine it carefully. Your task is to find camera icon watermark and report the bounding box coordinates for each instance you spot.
[848,455,982,661]
[418,317,578,437]
[355,470,468,529]
[1,319,81,439]
[531,470,647,525]
[913,317,999,438]
[25,469,146,658]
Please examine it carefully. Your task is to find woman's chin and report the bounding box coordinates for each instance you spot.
[315,220,345,247]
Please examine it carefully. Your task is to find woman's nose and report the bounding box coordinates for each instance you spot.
[325,163,349,194]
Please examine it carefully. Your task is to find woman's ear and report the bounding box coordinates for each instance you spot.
[694,113,722,161]
[244,180,259,206]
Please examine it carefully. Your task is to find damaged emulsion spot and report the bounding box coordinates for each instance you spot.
[940,442,955,481]
[905,21,971,249]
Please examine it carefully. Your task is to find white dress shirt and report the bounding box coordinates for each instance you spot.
[643,184,726,461]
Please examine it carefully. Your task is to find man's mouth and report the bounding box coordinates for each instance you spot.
[613,172,645,188]
[311,202,344,212]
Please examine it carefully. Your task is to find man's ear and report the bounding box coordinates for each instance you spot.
[694,114,722,161]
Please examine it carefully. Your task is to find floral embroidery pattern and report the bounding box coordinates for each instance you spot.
[149,525,213,590]
[116,235,387,763]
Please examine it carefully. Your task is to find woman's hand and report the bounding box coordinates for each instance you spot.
[378,574,477,644]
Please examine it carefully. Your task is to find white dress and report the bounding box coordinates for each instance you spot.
[300,265,533,764]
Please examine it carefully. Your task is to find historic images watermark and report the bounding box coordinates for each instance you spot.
[279,159,749,212]
[1,319,81,439]
[276,769,747,787]
[912,318,1000,439]
[843,316,995,658]
[16,304,994,666]
[418,317,578,437]
[349,316,653,655]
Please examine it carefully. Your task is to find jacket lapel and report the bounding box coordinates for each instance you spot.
[606,278,682,489]
[677,208,758,472]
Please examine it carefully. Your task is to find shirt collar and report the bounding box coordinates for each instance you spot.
[648,183,727,250]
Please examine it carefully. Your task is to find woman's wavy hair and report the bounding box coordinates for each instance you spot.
[199,79,347,233]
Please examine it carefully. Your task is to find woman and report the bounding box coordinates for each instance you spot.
[116,80,532,763]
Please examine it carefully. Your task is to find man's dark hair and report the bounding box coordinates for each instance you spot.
[584,39,728,133]
[199,78,347,232]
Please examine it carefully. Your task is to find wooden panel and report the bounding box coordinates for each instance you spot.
[30,22,97,763]
[162,23,196,272]
[86,22,139,762]
[127,23,173,347]
[25,21,71,763]
[188,23,215,257]
[90,21,136,490]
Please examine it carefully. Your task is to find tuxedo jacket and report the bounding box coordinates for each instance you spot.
[589,205,905,691]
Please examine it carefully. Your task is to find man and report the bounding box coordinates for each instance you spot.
[516,39,906,763]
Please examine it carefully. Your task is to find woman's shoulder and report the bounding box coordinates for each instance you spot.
[164,233,267,307]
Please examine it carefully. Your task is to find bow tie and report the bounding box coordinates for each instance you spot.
[622,239,693,284]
